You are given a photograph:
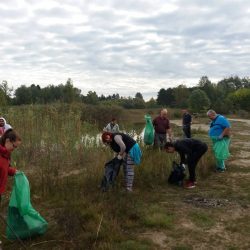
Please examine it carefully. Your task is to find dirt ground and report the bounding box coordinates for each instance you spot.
[141,118,250,250]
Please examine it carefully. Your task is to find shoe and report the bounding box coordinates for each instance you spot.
[184,180,196,189]
[126,187,133,192]
[216,168,225,173]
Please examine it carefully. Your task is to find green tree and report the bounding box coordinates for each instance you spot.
[188,89,211,112]
[173,84,190,108]
[229,88,250,111]
[85,91,99,105]
[135,92,143,100]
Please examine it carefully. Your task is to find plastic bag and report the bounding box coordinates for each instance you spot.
[6,172,48,240]
[212,137,230,160]
[143,114,154,145]
[168,161,186,186]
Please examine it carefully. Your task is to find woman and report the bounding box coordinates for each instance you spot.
[0,129,21,202]
[102,132,142,192]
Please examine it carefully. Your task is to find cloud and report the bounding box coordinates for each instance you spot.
[1,0,250,100]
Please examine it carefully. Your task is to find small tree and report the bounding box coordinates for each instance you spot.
[188,89,211,112]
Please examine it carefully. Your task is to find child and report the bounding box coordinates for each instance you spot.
[0,129,21,202]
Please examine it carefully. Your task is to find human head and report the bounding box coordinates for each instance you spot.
[182,109,188,114]
[102,132,113,144]
[160,109,168,118]
[0,129,21,152]
[0,117,6,127]
[111,118,117,124]
[207,109,217,120]
[164,141,175,153]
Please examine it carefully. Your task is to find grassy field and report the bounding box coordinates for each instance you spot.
[0,105,249,250]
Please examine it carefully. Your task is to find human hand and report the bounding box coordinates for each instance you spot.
[117,154,123,160]
[218,134,223,140]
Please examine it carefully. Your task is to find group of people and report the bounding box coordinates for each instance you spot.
[101,108,231,190]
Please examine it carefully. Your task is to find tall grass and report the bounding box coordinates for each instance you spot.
[1,104,217,249]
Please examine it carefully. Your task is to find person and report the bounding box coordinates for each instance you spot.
[182,109,192,138]
[207,109,231,172]
[153,109,172,149]
[101,132,142,192]
[0,117,12,137]
[164,138,208,189]
[103,118,120,133]
[0,129,21,203]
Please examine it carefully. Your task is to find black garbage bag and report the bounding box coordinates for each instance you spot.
[100,157,123,192]
[168,161,186,186]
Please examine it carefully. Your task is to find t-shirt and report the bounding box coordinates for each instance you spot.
[209,115,230,137]
[153,116,170,134]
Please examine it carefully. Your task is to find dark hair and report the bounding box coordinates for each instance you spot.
[164,141,174,149]
[0,129,21,146]
[111,118,116,122]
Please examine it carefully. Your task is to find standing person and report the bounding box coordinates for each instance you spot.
[207,110,231,172]
[182,109,192,138]
[103,118,120,133]
[0,129,21,203]
[164,139,208,188]
[0,117,12,137]
[101,132,142,192]
[153,109,172,149]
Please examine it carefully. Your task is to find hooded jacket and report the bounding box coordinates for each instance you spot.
[0,117,12,136]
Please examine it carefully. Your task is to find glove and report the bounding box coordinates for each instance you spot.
[117,154,123,160]
[218,134,223,140]
[181,164,186,170]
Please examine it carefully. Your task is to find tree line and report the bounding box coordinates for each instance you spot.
[1,76,250,113]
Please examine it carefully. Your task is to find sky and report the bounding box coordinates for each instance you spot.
[1,0,250,100]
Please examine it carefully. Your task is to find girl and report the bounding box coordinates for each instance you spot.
[0,129,21,202]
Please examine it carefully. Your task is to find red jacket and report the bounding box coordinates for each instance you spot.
[0,145,16,195]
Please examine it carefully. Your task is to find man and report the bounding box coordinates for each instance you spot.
[153,109,172,149]
[165,138,208,188]
[182,109,192,138]
[207,110,231,172]
[103,118,119,133]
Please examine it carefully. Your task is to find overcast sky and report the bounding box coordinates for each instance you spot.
[1,0,250,100]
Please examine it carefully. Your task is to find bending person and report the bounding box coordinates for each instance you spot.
[164,138,208,189]
[102,132,142,192]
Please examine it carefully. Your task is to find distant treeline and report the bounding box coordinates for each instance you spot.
[1,76,250,113]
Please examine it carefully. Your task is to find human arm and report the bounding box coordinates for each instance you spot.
[218,127,231,139]
[8,166,17,176]
[113,135,126,158]
[166,128,173,142]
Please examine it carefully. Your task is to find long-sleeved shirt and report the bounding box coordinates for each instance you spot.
[173,139,207,164]
[0,145,16,194]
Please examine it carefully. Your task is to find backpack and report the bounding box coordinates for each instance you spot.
[100,157,123,192]
[168,161,186,186]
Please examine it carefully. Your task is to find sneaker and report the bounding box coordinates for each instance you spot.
[184,180,196,189]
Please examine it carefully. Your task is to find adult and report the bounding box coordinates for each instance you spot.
[103,118,120,133]
[182,109,192,138]
[207,110,231,172]
[0,117,12,137]
[101,132,142,192]
[152,109,172,149]
[165,138,208,188]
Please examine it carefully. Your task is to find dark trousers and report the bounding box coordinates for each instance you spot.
[183,125,191,138]
[187,144,208,182]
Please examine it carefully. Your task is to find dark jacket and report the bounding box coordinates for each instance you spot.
[173,139,207,164]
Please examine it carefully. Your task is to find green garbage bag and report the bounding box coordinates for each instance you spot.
[6,172,48,240]
[143,114,154,145]
[211,137,230,160]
